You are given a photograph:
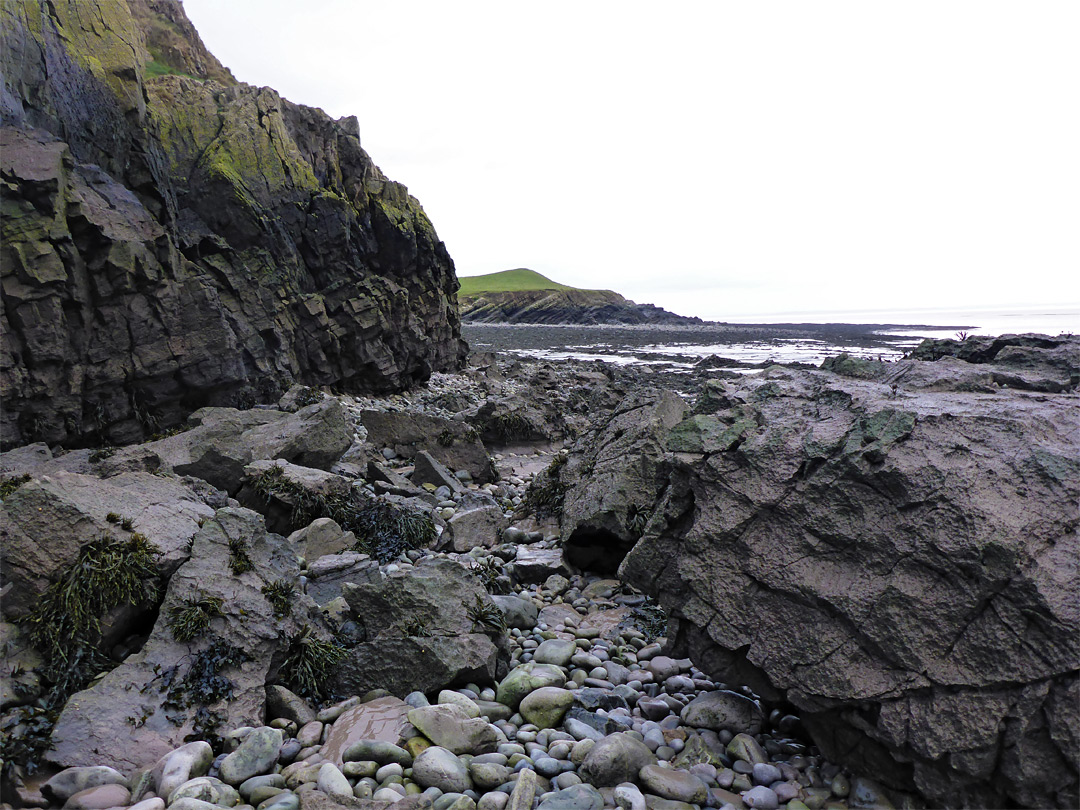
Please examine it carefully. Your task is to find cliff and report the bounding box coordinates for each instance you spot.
[0,0,466,450]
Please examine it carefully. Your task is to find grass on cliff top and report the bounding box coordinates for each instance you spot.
[458,268,588,296]
[144,58,201,81]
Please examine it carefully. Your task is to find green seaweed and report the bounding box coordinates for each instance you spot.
[261,579,296,618]
[228,537,254,575]
[465,594,506,635]
[278,626,346,703]
[491,412,535,442]
[0,474,32,499]
[168,595,225,643]
[6,534,161,776]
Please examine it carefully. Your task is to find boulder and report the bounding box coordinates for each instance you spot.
[235,459,353,535]
[679,691,763,735]
[449,497,510,552]
[0,471,214,619]
[304,552,379,607]
[496,663,567,711]
[287,517,355,563]
[46,508,327,773]
[512,547,568,583]
[412,746,473,793]
[412,451,465,494]
[360,410,494,484]
[407,704,500,754]
[148,399,353,493]
[341,557,495,640]
[610,363,1080,809]
[558,392,687,574]
[331,634,501,699]
[490,594,539,630]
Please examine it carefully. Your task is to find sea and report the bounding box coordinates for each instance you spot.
[463,305,1079,373]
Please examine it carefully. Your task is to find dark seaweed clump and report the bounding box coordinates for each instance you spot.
[249,465,436,563]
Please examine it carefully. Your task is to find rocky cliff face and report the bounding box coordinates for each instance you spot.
[557,337,1080,809]
[460,288,702,325]
[0,0,466,450]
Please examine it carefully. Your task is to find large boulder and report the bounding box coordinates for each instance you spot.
[330,634,501,698]
[0,470,215,619]
[360,410,494,483]
[46,507,327,773]
[557,392,687,573]
[148,400,353,493]
[448,494,510,552]
[330,557,506,696]
[341,557,496,641]
[608,362,1080,809]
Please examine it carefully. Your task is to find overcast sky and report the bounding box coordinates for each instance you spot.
[182,1,1078,322]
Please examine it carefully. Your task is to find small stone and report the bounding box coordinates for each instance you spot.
[534,638,577,667]
[508,768,538,810]
[520,687,575,730]
[752,763,782,786]
[726,733,767,765]
[219,727,284,785]
[317,763,353,798]
[169,777,240,807]
[63,784,131,809]
[638,764,707,804]
[680,691,763,735]
[412,746,473,793]
[536,783,604,810]
[342,740,414,766]
[43,767,127,803]
[742,785,779,809]
[579,734,656,787]
[613,783,647,810]
[152,741,215,799]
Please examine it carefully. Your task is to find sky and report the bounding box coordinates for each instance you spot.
[182,1,1079,323]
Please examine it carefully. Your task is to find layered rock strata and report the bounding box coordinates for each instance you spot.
[0,0,465,450]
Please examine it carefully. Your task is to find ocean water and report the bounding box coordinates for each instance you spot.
[463,305,1079,371]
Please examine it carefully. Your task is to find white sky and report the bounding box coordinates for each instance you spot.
[182,1,1079,322]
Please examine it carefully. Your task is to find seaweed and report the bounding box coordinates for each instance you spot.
[618,598,668,644]
[492,412,535,442]
[227,537,254,575]
[6,534,161,776]
[261,579,296,618]
[25,533,161,668]
[465,594,506,634]
[399,618,431,637]
[248,465,436,563]
[167,595,225,642]
[627,504,653,537]
[156,640,250,744]
[278,626,346,703]
[296,386,325,408]
[0,473,32,499]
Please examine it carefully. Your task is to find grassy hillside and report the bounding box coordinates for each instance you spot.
[458,268,582,296]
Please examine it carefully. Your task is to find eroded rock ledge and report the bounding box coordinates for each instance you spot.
[557,337,1080,808]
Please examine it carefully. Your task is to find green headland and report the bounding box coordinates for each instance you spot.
[458,268,591,296]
